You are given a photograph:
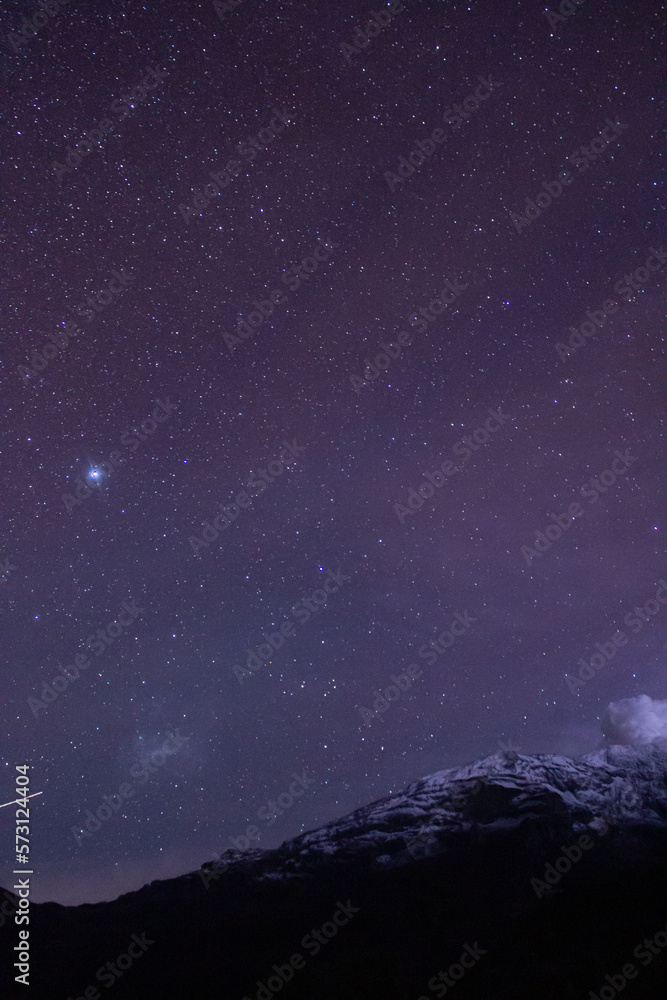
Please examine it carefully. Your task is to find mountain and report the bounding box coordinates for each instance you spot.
[2,743,666,1000]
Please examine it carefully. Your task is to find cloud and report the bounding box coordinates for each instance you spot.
[604,695,667,745]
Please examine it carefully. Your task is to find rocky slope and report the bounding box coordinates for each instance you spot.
[2,743,666,999]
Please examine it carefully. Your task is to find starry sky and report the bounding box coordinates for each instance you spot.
[1,0,664,906]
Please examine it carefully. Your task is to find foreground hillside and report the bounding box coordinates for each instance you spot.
[1,743,666,999]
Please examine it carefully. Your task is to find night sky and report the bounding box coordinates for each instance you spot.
[1,0,664,906]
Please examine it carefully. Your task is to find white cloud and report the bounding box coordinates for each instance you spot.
[604,695,667,745]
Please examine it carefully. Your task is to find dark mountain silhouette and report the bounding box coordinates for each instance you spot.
[2,743,666,999]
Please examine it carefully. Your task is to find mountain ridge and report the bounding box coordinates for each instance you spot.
[2,743,666,999]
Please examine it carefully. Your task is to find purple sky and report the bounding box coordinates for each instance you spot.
[1,0,664,904]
